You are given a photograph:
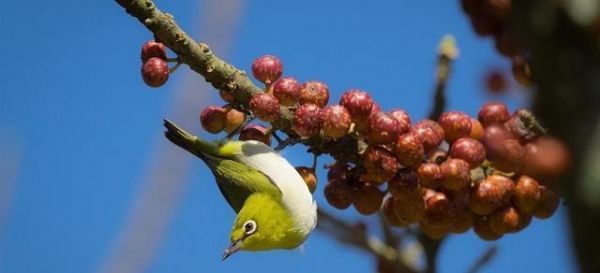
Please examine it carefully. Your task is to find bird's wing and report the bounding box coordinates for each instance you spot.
[211,157,282,213]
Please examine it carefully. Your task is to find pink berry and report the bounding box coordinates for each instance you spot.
[251,55,283,84]
[478,102,509,127]
[363,146,398,184]
[423,191,456,228]
[293,103,323,138]
[272,77,301,106]
[321,105,351,139]
[141,57,169,87]
[141,40,167,62]
[339,89,374,121]
[414,120,445,153]
[200,106,227,134]
[249,93,280,122]
[394,132,425,169]
[224,106,246,134]
[300,81,329,107]
[368,112,402,144]
[438,111,472,143]
[388,109,412,134]
[449,137,486,167]
[417,163,442,188]
[469,175,514,215]
[239,124,271,146]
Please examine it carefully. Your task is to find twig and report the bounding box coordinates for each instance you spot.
[428,35,458,121]
[466,245,498,273]
[417,232,445,273]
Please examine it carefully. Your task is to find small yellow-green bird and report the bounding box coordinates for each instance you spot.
[164,120,317,260]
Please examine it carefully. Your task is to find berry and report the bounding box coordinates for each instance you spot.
[394,132,425,169]
[327,162,353,182]
[449,137,486,167]
[249,93,280,122]
[533,186,559,219]
[469,175,515,215]
[438,111,472,143]
[513,175,541,213]
[368,112,402,144]
[339,89,374,121]
[272,77,301,106]
[382,198,410,227]
[252,55,283,85]
[489,206,520,234]
[469,118,484,141]
[239,124,271,146]
[224,106,246,134]
[324,181,354,209]
[296,167,317,193]
[141,57,169,87]
[485,70,507,94]
[478,102,510,127]
[422,191,456,228]
[293,103,323,138]
[440,158,471,191]
[516,212,533,231]
[388,170,419,199]
[420,221,450,240]
[219,89,235,103]
[392,194,425,223]
[473,216,503,241]
[451,192,474,233]
[321,105,352,139]
[353,184,384,215]
[523,138,571,179]
[363,146,398,184]
[200,105,227,134]
[414,120,445,152]
[388,109,412,134]
[141,40,167,62]
[417,163,442,189]
[491,138,525,173]
[300,81,329,107]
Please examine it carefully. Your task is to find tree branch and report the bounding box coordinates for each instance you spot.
[466,245,498,273]
[428,35,458,121]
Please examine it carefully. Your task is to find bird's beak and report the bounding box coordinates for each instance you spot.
[221,239,242,261]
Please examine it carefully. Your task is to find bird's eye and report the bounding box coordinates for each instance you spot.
[243,220,257,235]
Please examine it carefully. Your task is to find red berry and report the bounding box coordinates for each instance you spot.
[388,109,412,134]
[489,206,520,234]
[394,132,425,169]
[469,118,484,141]
[451,192,474,233]
[382,198,410,227]
[388,170,419,199]
[224,106,246,134]
[200,106,227,134]
[249,93,280,122]
[392,194,425,223]
[523,138,571,179]
[321,105,352,139]
[327,162,353,182]
[478,102,509,127]
[414,120,445,152]
[473,216,503,241]
[272,77,301,106]
[141,57,169,87]
[513,175,541,213]
[339,89,374,121]
[440,158,471,190]
[439,111,472,143]
[485,70,507,94]
[141,40,167,62]
[324,181,355,209]
[252,55,283,85]
[469,175,515,215]
[533,186,559,219]
[353,184,385,215]
[296,167,317,193]
[492,138,525,173]
[293,103,323,138]
[368,112,402,144]
[420,221,450,240]
[300,81,329,107]
[239,124,271,146]
[417,163,442,189]
[219,89,235,103]
[449,137,486,167]
[422,191,456,228]
[363,146,398,184]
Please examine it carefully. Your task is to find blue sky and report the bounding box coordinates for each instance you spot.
[0,1,576,273]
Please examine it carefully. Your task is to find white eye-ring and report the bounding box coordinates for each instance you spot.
[243,220,257,235]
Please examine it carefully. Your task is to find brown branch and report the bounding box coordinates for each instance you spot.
[416,232,445,273]
[466,245,498,273]
[428,35,458,121]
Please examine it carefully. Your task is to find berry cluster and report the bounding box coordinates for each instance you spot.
[140,40,171,87]
[460,0,533,87]
[195,53,569,241]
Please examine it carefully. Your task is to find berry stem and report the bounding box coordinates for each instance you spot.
[168,60,182,74]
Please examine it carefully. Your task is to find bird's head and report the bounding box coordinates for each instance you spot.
[222,193,307,260]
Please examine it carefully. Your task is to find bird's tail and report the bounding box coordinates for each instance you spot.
[163,119,220,164]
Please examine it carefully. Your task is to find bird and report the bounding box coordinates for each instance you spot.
[163,120,317,260]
